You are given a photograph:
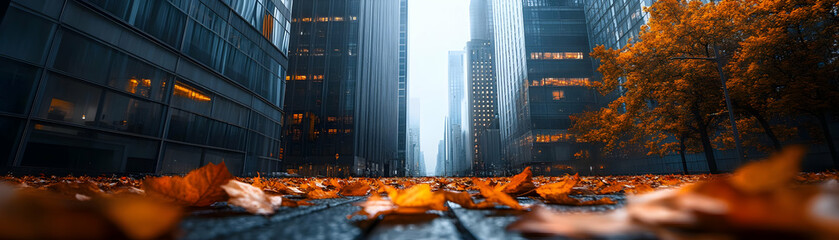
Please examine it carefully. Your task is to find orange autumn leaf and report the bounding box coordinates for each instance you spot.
[597,184,624,194]
[475,180,524,210]
[385,184,447,212]
[101,194,183,240]
[339,181,372,196]
[500,167,536,196]
[306,188,340,199]
[143,162,234,207]
[729,145,805,193]
[542,195,616,206]
[535,174,579,198]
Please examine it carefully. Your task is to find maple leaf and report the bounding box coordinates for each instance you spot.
[306,188,340,199]
[500,167,536,197]
[339,181,372,196]
[474,179,524,210]
[143,162,234,207]
[221,180,283,215]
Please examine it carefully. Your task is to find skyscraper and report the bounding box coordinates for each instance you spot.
[406,98,421,176]
[491,0,598,176]
[282,0,399,177]
[447,50,470,176]
[396,0,409,177]
[467,0,500,176]
[584,0,654,51]
[0,0,292,176]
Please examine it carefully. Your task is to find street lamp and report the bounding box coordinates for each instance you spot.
[671,45,745,164]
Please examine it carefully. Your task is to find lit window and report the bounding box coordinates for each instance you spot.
[173,82,211,102]
[291,114,303,124]
[529,52,584,60]
[531,78,590,87]
[552,90,564,100]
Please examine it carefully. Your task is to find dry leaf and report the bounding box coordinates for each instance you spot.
[339,181,371,196]
[143,162,233,207]
[101,194,183,239]
[475,180,524,210]
[508,206,640,238]
[501,167,536,196]
[221,180,283,215]
[306,188,340,199]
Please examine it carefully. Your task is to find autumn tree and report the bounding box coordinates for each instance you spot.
[727,0,839,166]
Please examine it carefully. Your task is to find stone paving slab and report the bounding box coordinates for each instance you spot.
[178,195,629,240]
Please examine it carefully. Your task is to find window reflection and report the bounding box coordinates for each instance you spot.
[531,78,590,87]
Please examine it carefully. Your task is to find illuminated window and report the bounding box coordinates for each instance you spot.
[531,78,590,87]
[291,113,303,124]
[301,18,312,22]
[288,75,307,81]
[552,90,564,100]
[173,82,211,102]
[530,52,584,60]
[262,14,274,40]
[312,75,324,80]
[317,17,329,22]
[333,17,344,21]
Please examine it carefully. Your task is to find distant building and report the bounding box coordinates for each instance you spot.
[406,99,422,176]
[282,0,400,177]
[467,0,500,176]
[490,0,598,176]
[447,50,470,176]
[435,139,446,176]
[0,0,292,176]
[396,0,409,176]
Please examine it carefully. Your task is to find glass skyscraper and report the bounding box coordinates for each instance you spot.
[0,0,292,176]
[467,0,500,176]
[397,0,409,176]
[282,0,399,177]
[491,0,598,175]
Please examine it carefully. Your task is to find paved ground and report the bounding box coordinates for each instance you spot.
[179,194,628,240]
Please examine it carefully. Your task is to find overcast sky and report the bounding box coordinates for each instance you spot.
[408,0,470,175]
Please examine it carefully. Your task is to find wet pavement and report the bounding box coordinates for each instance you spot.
[179,194,626,240]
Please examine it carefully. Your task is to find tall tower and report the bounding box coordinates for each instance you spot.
[447,50,469,176]
[283,0,400,177]
[396,0,409,176]
[490,0,598,176]
[467,0,500,176]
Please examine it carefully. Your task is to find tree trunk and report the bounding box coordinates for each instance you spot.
[693,107,719,173]
[743,105,782,150]
[817,114,839,168]
[679,134,689,175]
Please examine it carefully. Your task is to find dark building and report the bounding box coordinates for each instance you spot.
[467,0,500,176]
[491,0,598,176]
[0,0,292,176]
[447,50,469,176]
[396,0,408,176]
[282,0,399,177]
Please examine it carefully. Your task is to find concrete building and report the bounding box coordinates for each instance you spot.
[0,0,292,176]
[282,0,400,177]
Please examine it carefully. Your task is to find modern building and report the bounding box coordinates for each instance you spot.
[406,98,422,176]
[467,0,500,176]
[435,139,446,176]
[490,0,599,176]
[0,0,292,176]
[446,50,470,176]
[583,0,653,51]
[396,0,409,176]
[282,0,400,177]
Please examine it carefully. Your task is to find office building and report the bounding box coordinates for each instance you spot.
[447,50,470,176]
[467,0,500,176]
[396,0,409,176]
[0,0,292,176]
[490,0,598,175]
[282,0,400,177]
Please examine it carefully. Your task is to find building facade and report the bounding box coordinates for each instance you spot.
[467,0,500,176]
[282,0,399,177]
[0,0,291,176]
[406,98,422,176]
[396,0,408,176]
[447,50,470,176]
[490,0,598,176]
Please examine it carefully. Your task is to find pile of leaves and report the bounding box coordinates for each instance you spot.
[1,147,836,239]
[508,146,839,239]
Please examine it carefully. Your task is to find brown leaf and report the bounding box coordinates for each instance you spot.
[100,194,183,239]
[339,181,371,196]
[501,167,536,196]
[475,180,524,210]
[143,162,234,207]
[306,188,340,199]
[729,145,806,193]
[221,180,283,215]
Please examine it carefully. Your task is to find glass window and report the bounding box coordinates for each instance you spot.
[38,74,102,127]
[52,30,113,82]
[21,122,159,173]
[160,143,202,174]
[98,92,164,136]
[0,57,40,114]
[0,117,24,167]
[207,121,246,150]
[88,0,186,48]
[212,97,249,127]
[0,7,55,63]
[171,80,212,115]
[182,20,228,70]
[167,109,210,145]
[107,55,172,102]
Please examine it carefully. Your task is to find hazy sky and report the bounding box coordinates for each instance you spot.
[408,0,470,175]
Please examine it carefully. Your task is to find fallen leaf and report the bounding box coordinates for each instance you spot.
[101,194,183,239]
[221,180,283,215]
[143,162,234,207]
[475,180,524,210]
[306,188,340,199]
[339,181,371,196]
[501,167,536,196]
[508,206,641,238]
